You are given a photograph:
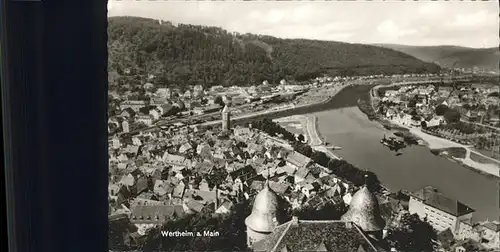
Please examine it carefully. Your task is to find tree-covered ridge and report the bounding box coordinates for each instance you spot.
[108,16,440,89]
[375,44,499,73]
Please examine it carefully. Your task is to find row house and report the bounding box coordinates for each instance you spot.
[120,100,149,112]
[129,204,185,225]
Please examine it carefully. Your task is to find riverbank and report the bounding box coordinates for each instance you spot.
[274,115,323,146]
[275,115,341,160]
[199,84,352,128]
[366,82,500,178]
[314,106,500,221]
[386,120,500,178]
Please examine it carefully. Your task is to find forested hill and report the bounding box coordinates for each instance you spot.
[374,44,499,73]
[107,16,440,89]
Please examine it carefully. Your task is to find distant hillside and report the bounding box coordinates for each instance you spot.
[374,44,499,72]
[107,16,440,90]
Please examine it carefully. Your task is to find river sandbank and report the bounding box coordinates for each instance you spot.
[275,114,341,160]
[274,114,323,146]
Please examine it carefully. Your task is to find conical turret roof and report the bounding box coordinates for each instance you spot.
[341,185,385,232]
[245,181,279,232]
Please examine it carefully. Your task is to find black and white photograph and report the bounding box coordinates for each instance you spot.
[106,1,500,251]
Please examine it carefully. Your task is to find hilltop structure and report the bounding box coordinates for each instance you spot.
[247,178,386,251]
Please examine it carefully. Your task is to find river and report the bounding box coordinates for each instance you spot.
[313,86,499,222]
[315,107,499,222]
[232,85,499,222]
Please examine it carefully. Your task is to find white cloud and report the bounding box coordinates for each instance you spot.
[376,20,418,42]
[377,20,399,37]
[417,3,445,16]
[248,11,262,20]
[322,22,358,33]
[290,5,313,23]
[266,9,285,24]
[446,10,496,28]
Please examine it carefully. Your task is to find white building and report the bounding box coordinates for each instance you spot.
[385,90,399,97]
[409,186,475,234]
[122,121,129,133]
[426,116,445,127]
[119,100,148,112]
[112,136,120,149]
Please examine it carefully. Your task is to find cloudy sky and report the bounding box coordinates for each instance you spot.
[108,1,498,48]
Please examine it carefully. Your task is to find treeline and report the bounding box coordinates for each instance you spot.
[293,200,348,221]
[357,99,378,121]
[108,16,440,91]
[250,118,381,192]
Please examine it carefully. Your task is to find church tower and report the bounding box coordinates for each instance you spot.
[341,176,386,241]
[245,181,280,248]
[221,104,231,131]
